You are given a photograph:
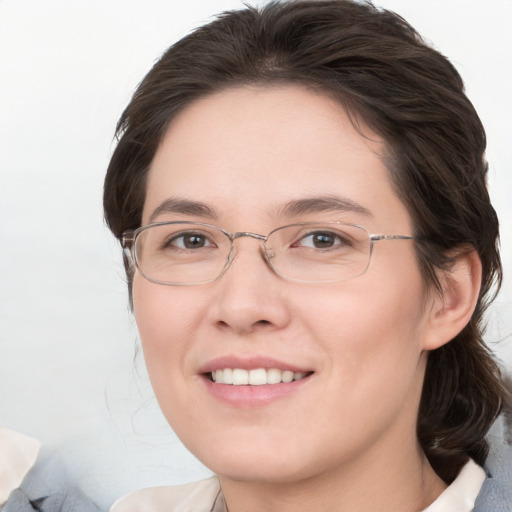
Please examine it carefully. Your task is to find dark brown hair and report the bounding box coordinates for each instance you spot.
[103,0,507,482]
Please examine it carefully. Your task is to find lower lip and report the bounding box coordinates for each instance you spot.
[202,374,312,408]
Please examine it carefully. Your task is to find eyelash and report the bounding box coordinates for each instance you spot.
[156,227,356,252]
[292,230,353,250]
[165,232,216,250]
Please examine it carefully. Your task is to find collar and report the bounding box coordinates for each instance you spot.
[0,427,41,505]
[422,459,486,512]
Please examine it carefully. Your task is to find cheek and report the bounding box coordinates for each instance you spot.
[289,270,429,456]
[131,276,203,399]
[303,255,429,393]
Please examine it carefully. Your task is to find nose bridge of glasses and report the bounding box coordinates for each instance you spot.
[223,231,272,274]
[229,231,268,242]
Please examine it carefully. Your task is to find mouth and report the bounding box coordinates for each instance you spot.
[208,368,314,385]
[199,358,314,407]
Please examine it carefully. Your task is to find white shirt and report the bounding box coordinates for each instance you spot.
[423,459,486,512]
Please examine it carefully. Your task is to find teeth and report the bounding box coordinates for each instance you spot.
[281,370,294,383]
[267,368,282,384]
[249,368,267,385]
[211,368,309,385]
[232,369,249,385]
[215,368,233,384]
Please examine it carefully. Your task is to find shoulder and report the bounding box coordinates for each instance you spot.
[474,417,512,512]
[1,427,100,512]
[110,476,221,512]
[0,426,41,505]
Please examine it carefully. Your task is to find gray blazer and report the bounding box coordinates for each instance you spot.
[2,452,101,512]
[474,432,512,512]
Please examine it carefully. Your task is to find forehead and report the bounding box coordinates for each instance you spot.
[144,85,411,232]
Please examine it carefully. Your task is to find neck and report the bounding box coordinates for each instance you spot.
[219,436,446,512]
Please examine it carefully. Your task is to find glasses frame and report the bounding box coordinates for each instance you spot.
[121,221,414,286]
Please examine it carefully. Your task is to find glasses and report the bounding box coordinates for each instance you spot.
[121,221,414,285]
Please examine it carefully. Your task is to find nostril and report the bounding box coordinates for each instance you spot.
[215,318,273,334]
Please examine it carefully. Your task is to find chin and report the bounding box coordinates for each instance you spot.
[212,460,311,484]
[188,437,321,484]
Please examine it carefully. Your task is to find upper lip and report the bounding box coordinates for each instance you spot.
[197,355,313,374]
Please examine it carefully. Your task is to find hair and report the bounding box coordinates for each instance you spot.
[103,0,508,482]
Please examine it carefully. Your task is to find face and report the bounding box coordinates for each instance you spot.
[133,86,437,484]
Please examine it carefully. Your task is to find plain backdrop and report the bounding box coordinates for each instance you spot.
[1,1,511,509]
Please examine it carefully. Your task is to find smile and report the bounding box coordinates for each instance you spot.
[200,358,314,407]
[211,368,310,385]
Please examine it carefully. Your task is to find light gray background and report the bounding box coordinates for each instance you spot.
[1,1,511,509]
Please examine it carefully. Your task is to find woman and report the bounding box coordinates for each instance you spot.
[104,1,511,510]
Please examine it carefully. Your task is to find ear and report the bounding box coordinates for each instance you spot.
[422,249,482,351]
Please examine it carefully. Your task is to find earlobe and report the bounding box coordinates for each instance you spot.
[422,250,482,351]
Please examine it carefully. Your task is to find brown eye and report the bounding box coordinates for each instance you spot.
[183,234,207,248]
[295,231,348,249]
[168,232,214,249]
[311,232,336,248]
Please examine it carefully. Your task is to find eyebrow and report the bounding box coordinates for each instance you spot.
[148,194,372,224]
[149,198,218,223]
[277,195,373,218]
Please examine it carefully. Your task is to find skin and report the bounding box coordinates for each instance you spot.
[132,86,480,511]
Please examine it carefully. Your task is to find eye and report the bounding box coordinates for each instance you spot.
[294,230,350,249]
[167,231,215,250]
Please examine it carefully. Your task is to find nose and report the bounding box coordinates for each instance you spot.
[208,237,291,335]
